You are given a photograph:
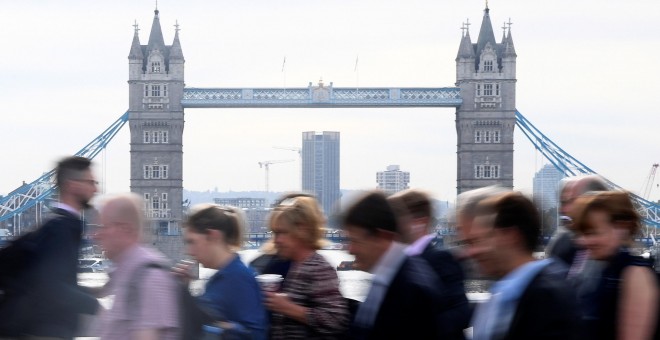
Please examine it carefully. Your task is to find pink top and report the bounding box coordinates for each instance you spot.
[96,245,180,340]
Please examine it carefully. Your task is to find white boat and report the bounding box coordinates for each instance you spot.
[78,257,110,273]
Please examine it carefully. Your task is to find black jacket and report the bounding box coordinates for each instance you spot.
[419,242,471,339]
[350,256,443,340]
[24,208,99,339]
[503,261,580,340]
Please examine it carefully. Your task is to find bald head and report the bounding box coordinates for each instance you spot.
[95,193,145,260]
[100,193,144,233]
[560,175,608,225]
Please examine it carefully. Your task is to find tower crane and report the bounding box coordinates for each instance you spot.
[258,159,294,192]
[273,146,302,190]
[641,163,659,200]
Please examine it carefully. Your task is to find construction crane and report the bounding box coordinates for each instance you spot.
[273,146,302,190]
[642,163,659,200]
[258,159,294,192]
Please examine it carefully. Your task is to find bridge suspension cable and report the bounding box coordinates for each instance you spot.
[0,111,129,224]
[515,110,660,229]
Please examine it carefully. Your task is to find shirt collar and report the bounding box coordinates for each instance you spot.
[370,241,407,286]
[53,202,81,217]
[491,258,552,302]
[405,234,436,256]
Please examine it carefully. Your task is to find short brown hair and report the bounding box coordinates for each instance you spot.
[390,189,432,220]
[475,192,541,252]
[572,191,640,240]
[184,204,245,248]
[270,196,325,250]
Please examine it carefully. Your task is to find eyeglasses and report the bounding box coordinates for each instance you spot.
[75,179,99,185]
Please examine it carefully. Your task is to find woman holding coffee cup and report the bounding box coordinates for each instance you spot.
[264,196,349,339]
[183,204,268,340]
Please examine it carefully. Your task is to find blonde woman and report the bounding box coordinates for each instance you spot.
[183,204,267,340]
[264,196,348,339]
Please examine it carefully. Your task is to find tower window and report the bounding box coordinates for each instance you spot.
[483,84,493,96]
[484,60,493,72]
[162,131,169,143]
[475,130,482,143]
[153,131,160,143]
[475,164,500,179]
[484,131,491,143]
[163,85,168,97]
[495,83,500,96]
[151,85,161,97]
[162,193,168,201]
[476,84,481,96]
[162,165,168,179]
[143,165,151,179]
[151,61,161,73]
[143,131,151,143]
[493,130,501,143]
[144,84,149,97]
[152,166,160,179]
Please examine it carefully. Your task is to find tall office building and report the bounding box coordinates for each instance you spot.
[533,164,564,211]
[376,165,410,195]
[302,131,341,217]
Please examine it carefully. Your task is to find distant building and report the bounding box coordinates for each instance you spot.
[302,131,341,217]
[213,197,269,233]
[213,197,266,209]
[376,165,410,195]
[533,164,564,211]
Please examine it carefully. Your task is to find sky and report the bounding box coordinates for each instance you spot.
[1,0,659,203]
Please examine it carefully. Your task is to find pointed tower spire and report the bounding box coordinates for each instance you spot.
[170,20,184,60]
[476,5,497,57]
[503,19,516,57]
[147,8,165,53]
[456,25,475,59]
[128,20,144,59]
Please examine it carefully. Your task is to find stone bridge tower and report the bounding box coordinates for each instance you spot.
[455,5,516,193]
[128,9,185,258]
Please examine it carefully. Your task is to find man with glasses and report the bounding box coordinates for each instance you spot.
[18,156,101,339]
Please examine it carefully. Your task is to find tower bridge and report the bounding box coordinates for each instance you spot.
[1,5,658,260]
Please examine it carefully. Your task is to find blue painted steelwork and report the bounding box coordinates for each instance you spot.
[0,112,129,223]
[515,110,660,228]
[181,86,462,108]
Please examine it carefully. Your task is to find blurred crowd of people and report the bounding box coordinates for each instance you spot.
[2,156,659,340]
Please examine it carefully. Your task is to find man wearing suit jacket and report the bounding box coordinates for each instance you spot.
[466,192,580,340]
[342,191,443,340]
[22,156,100,339]
[389,189,470,340]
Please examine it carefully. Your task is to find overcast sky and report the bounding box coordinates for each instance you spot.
[1,0,659,203]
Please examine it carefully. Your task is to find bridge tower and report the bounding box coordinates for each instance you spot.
[128,9,185,254]
[455,5,516,193]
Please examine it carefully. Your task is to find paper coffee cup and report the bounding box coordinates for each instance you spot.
[256,274,283,292]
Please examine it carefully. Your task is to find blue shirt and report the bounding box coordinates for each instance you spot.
[198,255,268,340]
[472,258,552,340]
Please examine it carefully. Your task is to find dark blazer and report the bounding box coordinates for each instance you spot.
[419,242,470,339]
[24,208,99,339]
[547,231,578,268]
[503,260,580,340]
[350,256,442,340]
